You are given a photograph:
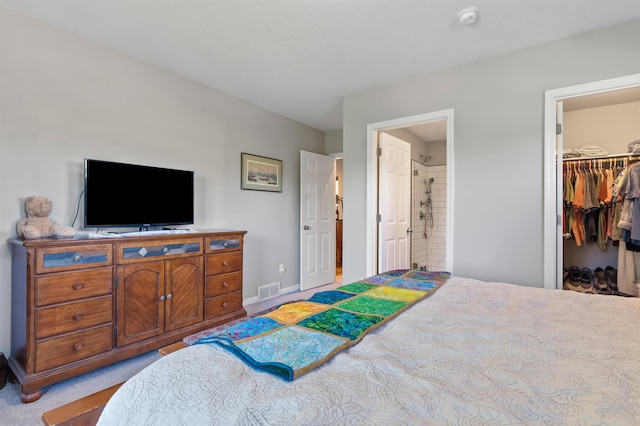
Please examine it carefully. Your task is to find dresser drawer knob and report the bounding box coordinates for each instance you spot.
[223,261,230,266]
[222,282,229,287]
[222,302,229,308]
[159,295,166,301]
[166,293,172,299]
[73,343,83,351]
[72,254,82,262]
[162,247,169,253]
[223,241,229,248]
[73,313,83,321]
[73,283,83,290]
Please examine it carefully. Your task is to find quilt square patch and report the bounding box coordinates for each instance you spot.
[339,282,378,293]
[381,269,411,277]
[298,308,385,341]
[308,290,355,305]
[405,270,451,283]
[265,301,328,324]
[363,285,426,303]
[337,295,407,317]
[196,316,282,342]
[359,275,393,285]
[386,277,438,293]
[236,326,348,373]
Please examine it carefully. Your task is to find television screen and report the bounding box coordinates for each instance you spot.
[84,159,194,229]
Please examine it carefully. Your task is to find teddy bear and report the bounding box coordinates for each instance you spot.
[17,196,76,239]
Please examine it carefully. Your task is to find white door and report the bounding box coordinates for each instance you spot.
[300,151,336,291]
[378,133,411,272]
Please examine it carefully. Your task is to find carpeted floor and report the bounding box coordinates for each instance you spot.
[0,351,162,426]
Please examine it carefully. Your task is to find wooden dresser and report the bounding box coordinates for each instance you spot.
[9,230,246,403]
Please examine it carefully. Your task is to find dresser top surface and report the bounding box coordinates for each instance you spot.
[9,229,247,247]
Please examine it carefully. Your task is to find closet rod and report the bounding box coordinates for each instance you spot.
[561,153,640,162]
[562,153,640,162]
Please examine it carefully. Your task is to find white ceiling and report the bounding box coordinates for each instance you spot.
[3,0,640,132]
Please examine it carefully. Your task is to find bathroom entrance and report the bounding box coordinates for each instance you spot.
[366,109,453,277]
[380,116,449,272]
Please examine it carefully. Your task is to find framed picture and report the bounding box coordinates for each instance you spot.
[241,153,282,192]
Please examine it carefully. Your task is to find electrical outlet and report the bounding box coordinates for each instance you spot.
[279,264,286,273]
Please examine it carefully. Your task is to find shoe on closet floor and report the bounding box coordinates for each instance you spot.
[568,266,581,285]
[580,268,594,291]
[605,266,618,292]
[593,267,611,294]
[565,266,583,292]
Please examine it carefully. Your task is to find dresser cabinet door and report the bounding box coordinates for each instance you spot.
[117,261,164,346]
[165,257,203,332]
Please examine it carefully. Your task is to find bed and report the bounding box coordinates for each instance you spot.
[97,271,640,425]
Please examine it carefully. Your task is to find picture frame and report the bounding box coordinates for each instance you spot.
[241,153,283,192]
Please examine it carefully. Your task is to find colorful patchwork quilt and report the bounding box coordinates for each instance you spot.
[192,269,451,380]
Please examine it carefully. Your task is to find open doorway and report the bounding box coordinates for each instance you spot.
[543,73,640,290]
[384,120,448,271]
[335,157,343,281]
[365,109,454,277]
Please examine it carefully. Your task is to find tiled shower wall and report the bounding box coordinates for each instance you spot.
[412,162,447,271]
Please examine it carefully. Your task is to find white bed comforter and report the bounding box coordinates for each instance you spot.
[97,276,640,425]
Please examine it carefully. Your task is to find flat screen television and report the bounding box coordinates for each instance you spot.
[84,159,194,230]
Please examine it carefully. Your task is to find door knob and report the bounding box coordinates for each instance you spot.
[303,225,310,230]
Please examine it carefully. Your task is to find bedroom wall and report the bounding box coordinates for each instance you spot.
[342,18,640,286]
[0,7,324,355]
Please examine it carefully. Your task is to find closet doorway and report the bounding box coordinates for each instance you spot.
[543,73,640,290]
[365,109,454,277]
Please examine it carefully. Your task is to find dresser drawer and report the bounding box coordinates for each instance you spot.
[206,252,242,276]
[35,244,113,274]
[204,292,243,320]
[35,325,113,372]
[35,296,113,339]
[205,272,242,298]
[35,268,113,307]
[117,238,203,264]
[206,235,243,253]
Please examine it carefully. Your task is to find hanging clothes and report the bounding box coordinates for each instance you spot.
[561,155,640,249]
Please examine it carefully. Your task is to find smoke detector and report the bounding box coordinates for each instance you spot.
[457,7,479,25]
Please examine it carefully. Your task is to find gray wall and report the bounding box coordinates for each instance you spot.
[324,129,343,154]
[342,18,640,286]
[0,7,324,355]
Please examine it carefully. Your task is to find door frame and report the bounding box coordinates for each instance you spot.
[543,73,640,290]
[366,109,454,277]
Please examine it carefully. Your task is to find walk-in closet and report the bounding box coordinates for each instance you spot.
[561,87,640,296]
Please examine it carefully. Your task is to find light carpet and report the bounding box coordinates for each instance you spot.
[0,351,161,426]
